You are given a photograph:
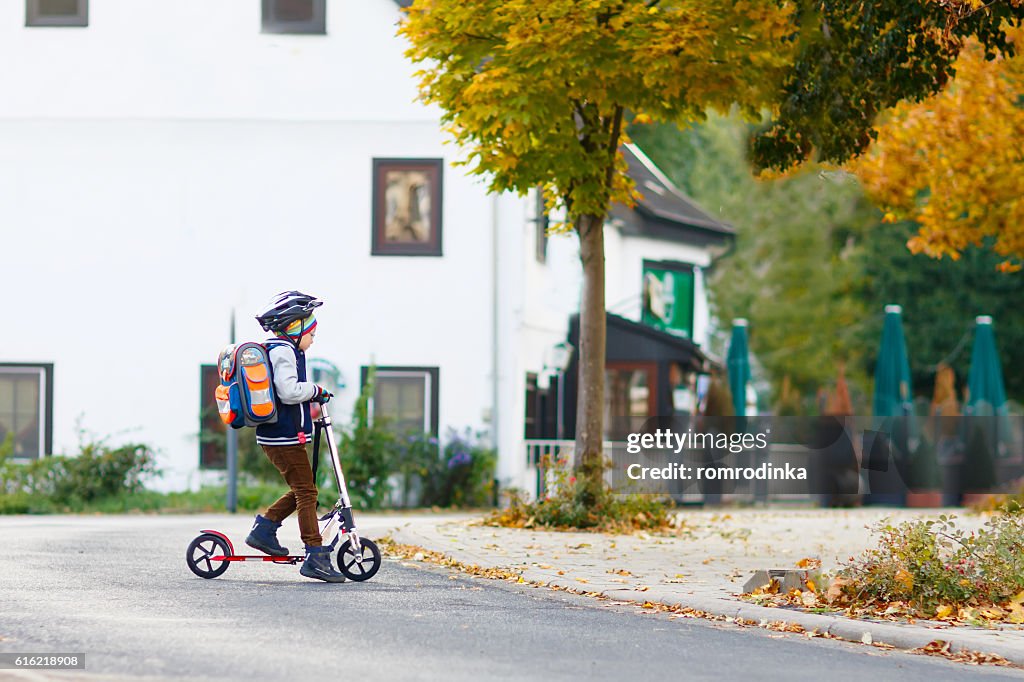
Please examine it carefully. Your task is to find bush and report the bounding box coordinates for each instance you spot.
[909,437,941,490]
[963,424,998,492]
[337,368,399,509]
[487,456,673,532]
[836,514,1024,616]
[0,430,159,512]
[429,428,497,507]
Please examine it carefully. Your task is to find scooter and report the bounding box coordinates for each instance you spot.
[185,402,382,581]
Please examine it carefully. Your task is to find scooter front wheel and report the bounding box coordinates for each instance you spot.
[186,533,231,579]
[336,538,381,582]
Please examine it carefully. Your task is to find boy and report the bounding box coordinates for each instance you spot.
[245,290,346,583]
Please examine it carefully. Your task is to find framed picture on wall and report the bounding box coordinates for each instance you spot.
[371,158,444,256]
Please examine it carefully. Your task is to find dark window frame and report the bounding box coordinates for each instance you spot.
[26,0,88,27]
[361,366,440,437]
[371,158,444,257]
[0,362,54,459]
[261,0,326,35]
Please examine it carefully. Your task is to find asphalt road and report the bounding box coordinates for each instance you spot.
[0,514,1021,682]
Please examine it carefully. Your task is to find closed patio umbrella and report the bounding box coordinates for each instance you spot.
[966,316,1008,420]
[867,304,914,504]
[962,316,1011,496]
[873,305,913,419]
[727,319,750,418]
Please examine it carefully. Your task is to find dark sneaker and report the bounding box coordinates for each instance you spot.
[245,514,289,557]
[300,546,346,583]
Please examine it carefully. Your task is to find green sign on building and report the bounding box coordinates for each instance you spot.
[641,261,694,338]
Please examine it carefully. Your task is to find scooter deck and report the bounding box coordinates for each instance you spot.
[211,555,304,564]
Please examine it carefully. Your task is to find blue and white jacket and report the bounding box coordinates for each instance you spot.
[255,338,317,447]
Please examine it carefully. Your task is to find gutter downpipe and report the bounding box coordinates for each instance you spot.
[491,193,501,457]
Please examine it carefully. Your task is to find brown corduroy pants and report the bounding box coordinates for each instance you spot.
[261,444,321,547]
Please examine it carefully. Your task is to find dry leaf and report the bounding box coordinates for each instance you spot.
[1006,602,1024,624]
[894,569,914,592]
[796,557,822,570]
[825,576,851,604]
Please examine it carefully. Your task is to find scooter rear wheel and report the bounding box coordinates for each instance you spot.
[336,538,381,581]
[186,533,231,579]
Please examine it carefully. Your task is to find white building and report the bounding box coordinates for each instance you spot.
[0,0,731,497]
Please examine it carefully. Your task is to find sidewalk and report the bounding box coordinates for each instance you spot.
[385,508,1024,665]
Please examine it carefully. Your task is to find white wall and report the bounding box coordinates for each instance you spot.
[604,229,714,348]
[0,0,723,493]
[0,1,501,490]
[0,0,429,122]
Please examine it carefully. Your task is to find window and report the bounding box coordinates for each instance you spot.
[262,0,326,35]
[524,373,538,438]
[604,362,657,440]
[26,0,88,27]
[371,158,444,257]
[641,260,695,338]
[0,364,53,459]
[363,367,439,437]
[199,365,226,469]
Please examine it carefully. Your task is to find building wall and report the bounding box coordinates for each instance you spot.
[0,1,504,490]
[604,229,715,349]
[0,0,724,494]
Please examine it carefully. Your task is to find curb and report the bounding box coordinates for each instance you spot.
[388,524,1024,667]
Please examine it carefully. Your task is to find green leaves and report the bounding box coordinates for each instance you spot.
[401,0,795,220]
[751,0,1024,171]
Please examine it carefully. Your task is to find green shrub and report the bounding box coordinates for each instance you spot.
[838,514,1024,615]
[0,430,159,511]
[909,437,941,490]
[487,456,672,532]
[338,367,399,509]
[963,424,997,492]
[395,432,441,507]
[434,428,497,507]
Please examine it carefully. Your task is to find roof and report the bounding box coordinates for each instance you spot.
[568,312,713,373]
[615,143,734,246]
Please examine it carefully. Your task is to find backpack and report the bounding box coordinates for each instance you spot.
[215,342,279,429]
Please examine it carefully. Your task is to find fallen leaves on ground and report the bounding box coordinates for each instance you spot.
[741,573,1024,629]
[912,640,1012,666]
[380,537,1017,669]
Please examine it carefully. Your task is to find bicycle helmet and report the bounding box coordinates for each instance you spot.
[255,290,323,333]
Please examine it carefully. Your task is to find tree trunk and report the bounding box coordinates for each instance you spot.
[575,211,606,505]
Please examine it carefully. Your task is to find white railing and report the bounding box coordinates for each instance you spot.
[523,439,617,499]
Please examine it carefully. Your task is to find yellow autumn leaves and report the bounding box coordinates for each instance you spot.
[849,26,1024,269]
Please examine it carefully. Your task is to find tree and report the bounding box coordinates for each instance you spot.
[749,1,1024,171]
[400,0,796,502]
[854,220,1024,402]
[849,27,1024,269]
[631,114,877,408]
[399,0,1024,503]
